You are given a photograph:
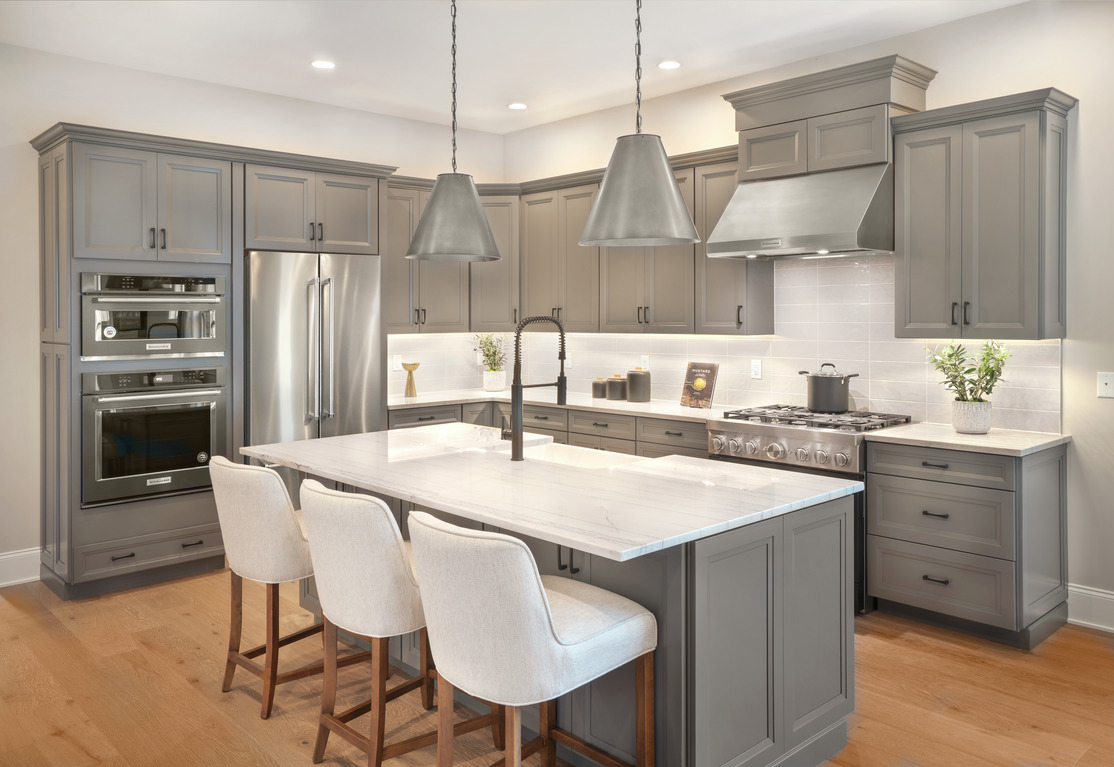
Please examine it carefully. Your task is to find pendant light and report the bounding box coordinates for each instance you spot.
[580,0,700,247]
[407,0,500,262]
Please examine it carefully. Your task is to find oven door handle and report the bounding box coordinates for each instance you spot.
[89,296,221,304]
[94,389,223,404]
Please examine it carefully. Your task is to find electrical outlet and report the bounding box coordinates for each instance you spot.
[565,357,573,369]
[640,355,650,369]
[751,359,762,379]
[392,354,402,372]
[1099,372,1114,398]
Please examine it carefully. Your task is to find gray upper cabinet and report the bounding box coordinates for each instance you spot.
[384,184,469,334]
[738,119,807,181]
[245,164,379,256]
[693,161,774,335]
[893,89,1074,340]
[470,195,520,332]
[600,168,695,333]
[521,184,599,332]
[39,145,69,342]
[72,144,232,263]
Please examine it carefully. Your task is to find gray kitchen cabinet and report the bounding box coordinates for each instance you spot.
[693,161,774,335]
[387,404,462,429]
[245,164,379,256]
[568,410,637,442]
[600,168,695,333]
[893,89,1074,339]
[39,145,69,342]
[384,184,469,334]
[461,401,494,427]
[567,433,637,454]
[470,195,521,331]
[73,143,232,263]
[40,343,71,580]
[636,417,708,455]
[866,440,1068,647]
[520,184,600,332]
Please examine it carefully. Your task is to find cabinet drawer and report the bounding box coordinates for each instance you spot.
[568,410,636,440]
[636,418,708,451]
[868,473,1015,559]
[74,526,224,583]
[867,442,1015,491]
[524,426,567,444]
[636,442,709,459]
[388,405,462,429]
[522,404,568,430]
[567,433,637,455]
[867,535,1016,630]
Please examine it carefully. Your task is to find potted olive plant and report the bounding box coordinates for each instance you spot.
[474,333,507,392]
[926,340,1010,434]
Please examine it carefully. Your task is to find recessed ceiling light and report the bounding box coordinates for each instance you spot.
[658,60,681,70]
[311,60,335,70]
[508,102,527,110]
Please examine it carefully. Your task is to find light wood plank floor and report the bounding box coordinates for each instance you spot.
[2,568,1112,766]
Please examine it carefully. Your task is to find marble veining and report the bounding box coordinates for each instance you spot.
[241,425,862,561]
[864,422,1071,456]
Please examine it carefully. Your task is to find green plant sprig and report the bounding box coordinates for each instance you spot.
[926,340,1010,402]
[474,333,506,372]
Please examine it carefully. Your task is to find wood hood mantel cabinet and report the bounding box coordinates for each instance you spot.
[892,89,1076,340]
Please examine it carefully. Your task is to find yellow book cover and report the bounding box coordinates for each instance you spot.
[680,362,719,408]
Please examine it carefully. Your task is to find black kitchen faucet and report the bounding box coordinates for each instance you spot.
[506,316,567,460]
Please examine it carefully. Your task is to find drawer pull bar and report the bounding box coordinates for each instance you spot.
[921,510,951,520]
[181,540,205,549]
[534,415,549,420]
[417,415,436,421]
[592,422,609,428]
[665,430,683,437]
[921,461,949,470]
[111,552,136,562]
[922,575,950,586]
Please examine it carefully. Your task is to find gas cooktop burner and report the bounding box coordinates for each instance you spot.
[722,405,911,433]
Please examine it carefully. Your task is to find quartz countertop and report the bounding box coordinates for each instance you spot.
[242,423,862,561]
[864,422,1071,456]
[388,388,715,422]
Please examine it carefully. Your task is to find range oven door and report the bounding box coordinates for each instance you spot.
[82,386,225,504]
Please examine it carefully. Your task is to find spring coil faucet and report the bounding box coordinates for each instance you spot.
[507,316,567,460]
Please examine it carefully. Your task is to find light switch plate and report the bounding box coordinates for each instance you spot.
[1099,372,1114,398]
[392,354,402,372]
[751,359,763,379]
[640,355,650,368]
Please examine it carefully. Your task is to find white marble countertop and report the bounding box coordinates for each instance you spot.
[241,423,863,561]
[864,422,1071,456]
[388,388,716,422]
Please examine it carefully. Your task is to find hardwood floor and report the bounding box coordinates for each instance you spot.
[2,568,1112,766]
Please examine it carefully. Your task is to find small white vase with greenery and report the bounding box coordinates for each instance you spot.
[475,333,507,392]
[926,340,1010,434]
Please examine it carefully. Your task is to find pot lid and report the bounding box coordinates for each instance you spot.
[800,362,850,377]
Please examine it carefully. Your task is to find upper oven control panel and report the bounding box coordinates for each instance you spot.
[81,368,225,394]
[81,273,224,295]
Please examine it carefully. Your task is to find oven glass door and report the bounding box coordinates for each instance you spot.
[81,295,225,360]
[83,388,224,504]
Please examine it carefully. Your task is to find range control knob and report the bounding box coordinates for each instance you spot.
[728,438,742,453]
[834,452,850,467]
[745,440,760,455]
[711,435,726,453]
[765,443,785,460]
[815,450,830,465]
[796,447,811,462]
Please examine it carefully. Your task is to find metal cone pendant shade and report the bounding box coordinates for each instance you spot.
[405,173,500,261]
[580,133,701,247]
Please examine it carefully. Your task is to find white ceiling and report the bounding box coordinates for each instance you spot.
[0,0,1028,134]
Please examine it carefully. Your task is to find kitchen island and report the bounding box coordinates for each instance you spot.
[243,423,863,767]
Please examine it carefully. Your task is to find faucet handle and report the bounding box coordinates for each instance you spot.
[500,414,511,441]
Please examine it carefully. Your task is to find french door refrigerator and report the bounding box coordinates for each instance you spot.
[245,250,385,496]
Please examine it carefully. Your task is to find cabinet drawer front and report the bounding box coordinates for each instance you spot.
[867,536,1016,629]
[867,442,1015,490]
[568,410,636,440]
[524,426,567,444]
[636,442,708,459]
[388,405,462,429]
[569,432,638,455]
[636,418,708,450]
[75,527,223,583]
[522,404,568,430]
[868,474,1015,559]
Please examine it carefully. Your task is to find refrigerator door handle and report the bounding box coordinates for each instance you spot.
[306,276,320,422]
[321,276,335,419]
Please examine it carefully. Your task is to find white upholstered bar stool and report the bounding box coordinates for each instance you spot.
[209,456,371,719]
[300,480,505,765]
[408,511,658,767]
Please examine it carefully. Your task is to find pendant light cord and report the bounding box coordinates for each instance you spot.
[447,0,456,172]
[634,0,642,134]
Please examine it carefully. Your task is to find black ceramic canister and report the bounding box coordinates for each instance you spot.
[627,367,651,402]
[606,376,627,400]
[592,378,607,398]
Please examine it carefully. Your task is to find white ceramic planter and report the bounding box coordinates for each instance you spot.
[483,369,506,392]
[952,400,992,434]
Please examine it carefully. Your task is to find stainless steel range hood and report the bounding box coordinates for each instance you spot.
[706,163,894,259]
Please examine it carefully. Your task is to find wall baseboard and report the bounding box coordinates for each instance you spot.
[1068,584,1114,634]
[0,548,40,589]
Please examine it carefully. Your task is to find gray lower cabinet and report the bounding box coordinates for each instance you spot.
[461,401,493,426]
[40,343,71,579]
[892,89,1075,340]
[387,404,462,429]
[470,196,521,331]
[636,417,708,457]
[693,161,774,335]
[866,441,1068,646]
[73,143,233,263]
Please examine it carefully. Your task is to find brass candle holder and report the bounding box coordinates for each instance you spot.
[402,362,420,398]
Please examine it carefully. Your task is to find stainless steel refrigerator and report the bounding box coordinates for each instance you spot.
[245,250,385,495]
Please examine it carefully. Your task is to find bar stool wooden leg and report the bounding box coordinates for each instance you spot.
[539,699,556,766]
[491,701,506,750]
[504,705,523,767]
[419,627,435,711]
[260,582,280,719]
[312,619,339,763]
[436,676,455,767]
[635,651,655,767]
[222,571,243,692]
[368,636,390,767]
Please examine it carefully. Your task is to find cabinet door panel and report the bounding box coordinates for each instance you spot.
[72,143,157,260]
[739,120,807,181]
[645,167,696,333]
[245,165,314,250]
[419,258,470,332]
[471,196,520,331]
[158,154,232,263]
[317,173,379,255]
[521,190,560,320]
[894,126,962,337]
[808,105,888,172]
[558,185,600,332]
[40,148,69,341]
[384,187,419,334]
[599,246,645,332]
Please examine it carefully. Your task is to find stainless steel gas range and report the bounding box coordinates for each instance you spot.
[707,404,912,612]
